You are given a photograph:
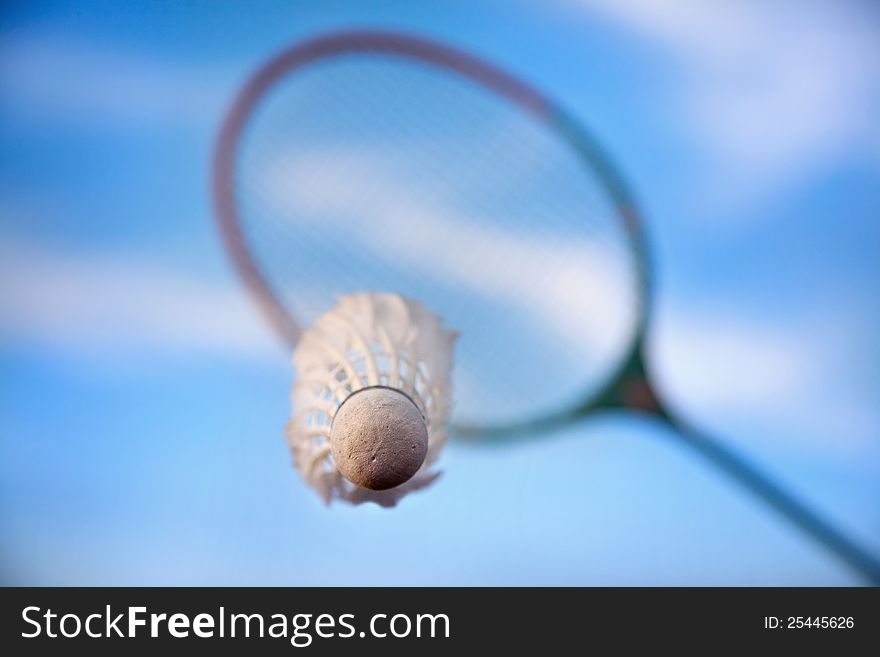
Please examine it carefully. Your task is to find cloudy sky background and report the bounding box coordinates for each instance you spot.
[1,0,878,584]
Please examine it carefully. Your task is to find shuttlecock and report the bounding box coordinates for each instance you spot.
[286,292,457,506]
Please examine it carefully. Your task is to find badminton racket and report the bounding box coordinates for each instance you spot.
[212,30,880,583]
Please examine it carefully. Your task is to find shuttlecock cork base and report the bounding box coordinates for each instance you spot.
[287,292,456,506]
[330,387,429,490]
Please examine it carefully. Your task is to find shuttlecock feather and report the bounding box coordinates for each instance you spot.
[286,292,457,506]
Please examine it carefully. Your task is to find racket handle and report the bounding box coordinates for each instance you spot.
[661,412,880,585]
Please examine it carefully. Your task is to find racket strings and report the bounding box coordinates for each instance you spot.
[232,54,641,425]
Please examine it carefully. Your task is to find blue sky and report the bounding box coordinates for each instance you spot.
[1,0,879,584]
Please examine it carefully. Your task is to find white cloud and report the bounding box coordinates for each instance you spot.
[654,312,812,408]
[0,33,228,128]
[568,0,880,210]
[0,237,280,365]
[261,146,640,361]
[3,231,874,457]
[651,305,879,457]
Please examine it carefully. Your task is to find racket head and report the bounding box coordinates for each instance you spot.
[213,30,651,433]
